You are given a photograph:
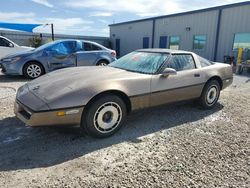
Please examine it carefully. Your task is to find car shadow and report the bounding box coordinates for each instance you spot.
[0,73,29,83]
[0,102,224,171]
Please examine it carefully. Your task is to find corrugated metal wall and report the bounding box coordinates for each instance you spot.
[217,5,250,62]
[154,10,218,60]
[110,20,153,56]
[0,30,110,47]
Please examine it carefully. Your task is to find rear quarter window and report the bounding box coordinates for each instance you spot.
[83,42,102,51]
[198,56,214,67]
[168,54,196,71]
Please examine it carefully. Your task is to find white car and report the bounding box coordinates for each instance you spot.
[0,36,34,59]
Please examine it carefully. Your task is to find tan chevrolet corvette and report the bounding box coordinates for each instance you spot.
[15,49,233,137]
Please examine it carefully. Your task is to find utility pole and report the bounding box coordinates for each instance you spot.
[51,23,54,41]
[44,23,55,41]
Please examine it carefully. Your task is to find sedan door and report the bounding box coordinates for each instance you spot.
[76,42,102,66]
[46,41,77,71]
[150,54,205,107]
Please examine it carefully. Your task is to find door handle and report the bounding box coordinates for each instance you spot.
[194,73,200,77]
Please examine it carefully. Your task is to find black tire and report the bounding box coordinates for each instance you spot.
[199,80,220,109]
[23,62,44,79]
[81,94,127,138]
[96,60,109,66]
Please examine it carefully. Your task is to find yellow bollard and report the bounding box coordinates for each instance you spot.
[237,47,243,65]
[236,48,243,74]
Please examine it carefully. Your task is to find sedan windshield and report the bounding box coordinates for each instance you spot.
[109,52,169,74]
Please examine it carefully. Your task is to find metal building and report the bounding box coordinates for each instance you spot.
[109,1,250,61]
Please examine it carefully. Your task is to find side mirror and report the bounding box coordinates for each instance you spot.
[8,43,14,48]
[161,68,177,77]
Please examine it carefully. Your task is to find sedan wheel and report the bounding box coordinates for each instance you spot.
[97,60,108,66]
[81,94,126,137]
[24,62,44,79]
[199,80,220,109]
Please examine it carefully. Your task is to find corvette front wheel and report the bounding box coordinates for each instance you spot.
[81,94,127,138]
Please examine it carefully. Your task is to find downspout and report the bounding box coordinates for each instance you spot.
[214,9,222,61]
[151,19,156,48]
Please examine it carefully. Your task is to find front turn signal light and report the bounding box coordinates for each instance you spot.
[57,111,65,116]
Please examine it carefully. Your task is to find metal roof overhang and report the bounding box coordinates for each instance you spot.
[0,22,42,33]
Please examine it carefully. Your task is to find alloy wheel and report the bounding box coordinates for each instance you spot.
[93,102,122,133]
[26,64,42,78]
[206,86,218,104]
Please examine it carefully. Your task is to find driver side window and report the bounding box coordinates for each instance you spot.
[49,41,76,55]
[0,38,12,47]
[168,54,196,71]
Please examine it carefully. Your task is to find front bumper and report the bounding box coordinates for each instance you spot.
[0,63,6,73]
[14,100,84,127]
[1,61,22,75]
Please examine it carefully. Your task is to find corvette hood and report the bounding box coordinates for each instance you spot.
[27,66,145,102]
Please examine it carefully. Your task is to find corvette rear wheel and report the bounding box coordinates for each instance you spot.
[24,62,44,79]
[81,94,126,138]
[199,80,220,109]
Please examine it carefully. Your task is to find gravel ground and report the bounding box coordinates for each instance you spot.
[0,71,249,188]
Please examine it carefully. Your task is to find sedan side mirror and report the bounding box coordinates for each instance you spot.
[8,43,14,48]
[161,68,177,77]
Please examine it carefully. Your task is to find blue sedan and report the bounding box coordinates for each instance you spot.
[0,39,116,79]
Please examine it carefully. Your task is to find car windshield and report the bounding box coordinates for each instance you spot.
[109,51,169,74]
